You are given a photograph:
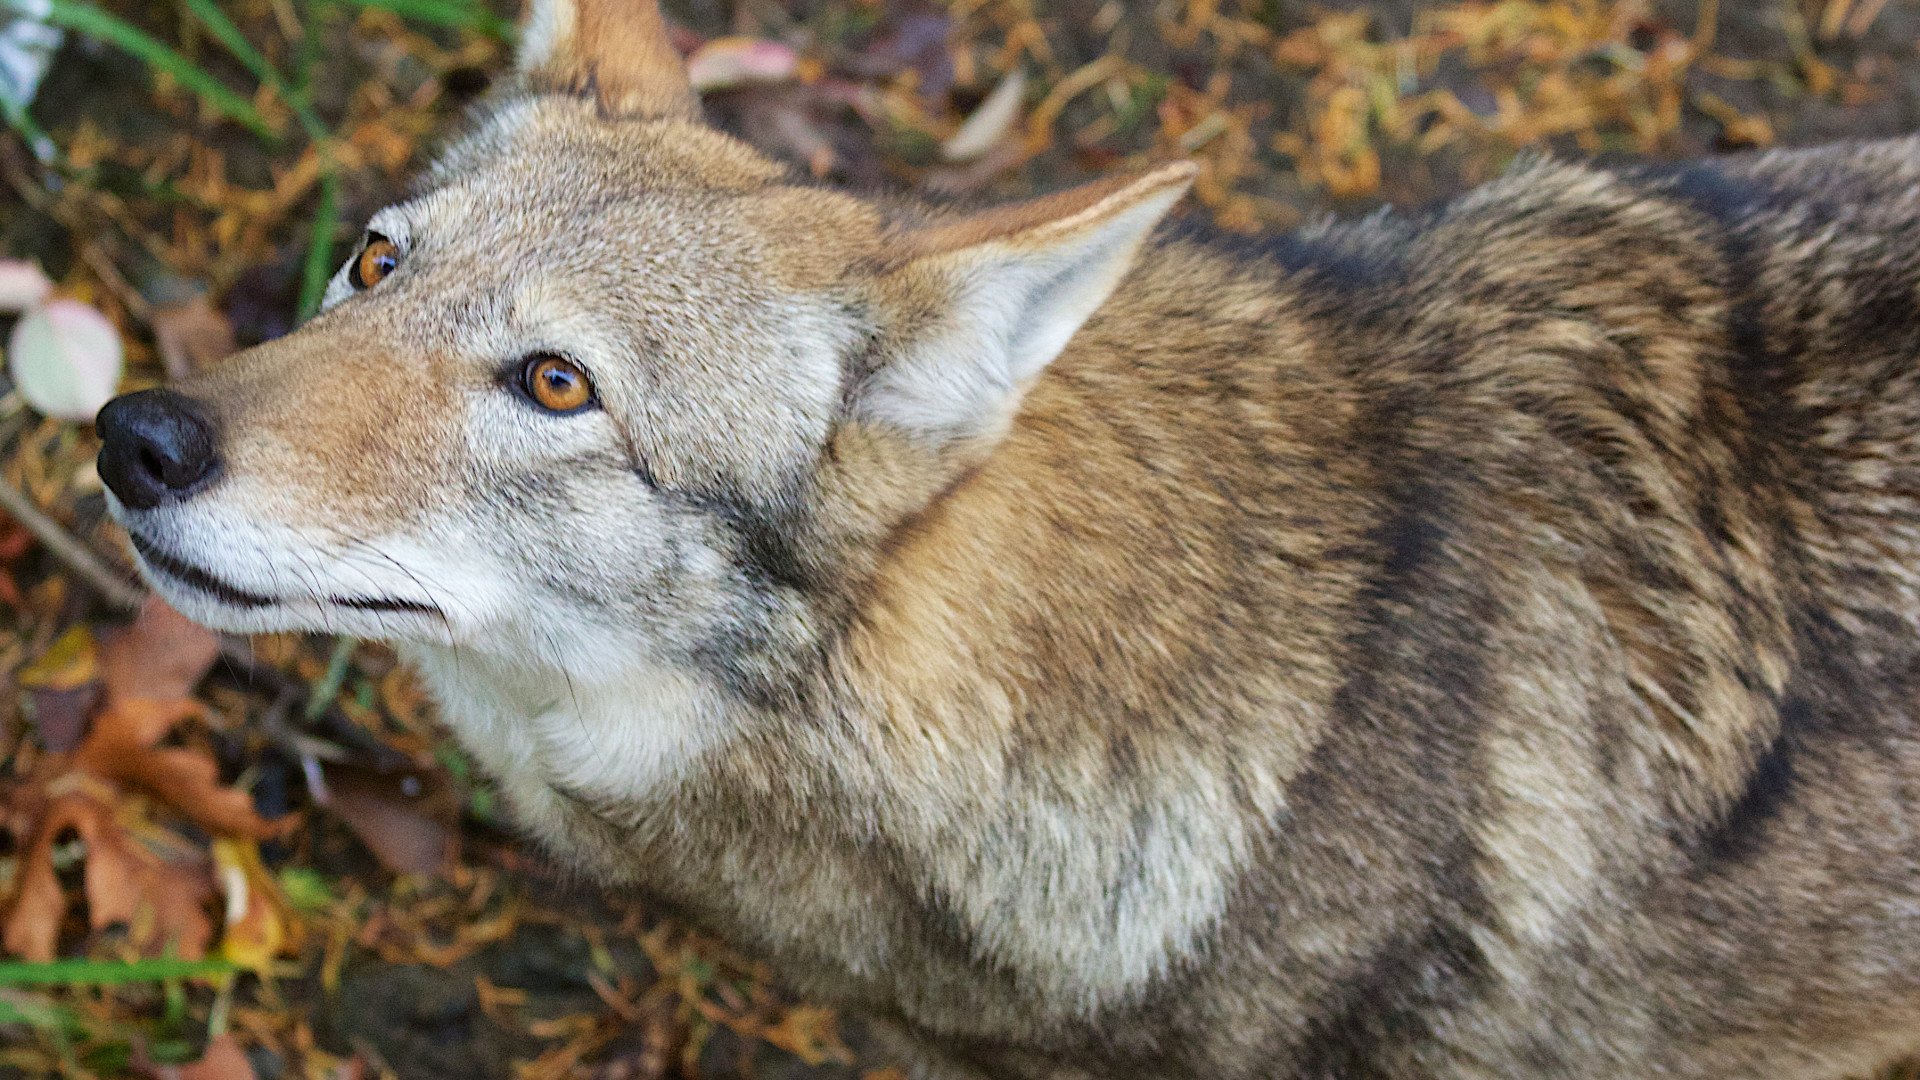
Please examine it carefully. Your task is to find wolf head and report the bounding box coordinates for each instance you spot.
[96,0,1193,695]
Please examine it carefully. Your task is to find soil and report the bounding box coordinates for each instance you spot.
[8,1,1920,1077]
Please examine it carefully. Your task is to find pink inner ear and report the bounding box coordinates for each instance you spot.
[521,0,699,120]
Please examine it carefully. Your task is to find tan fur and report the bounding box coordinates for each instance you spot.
[93,1,1920,1076]
[516,0,695,118]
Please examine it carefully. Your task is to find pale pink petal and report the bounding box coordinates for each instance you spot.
[8,298,124,421]
[687,37,799,91]
[0,259,53,313]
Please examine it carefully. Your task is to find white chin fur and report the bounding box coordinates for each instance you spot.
[109,494,480,645]
[139,568,458,643]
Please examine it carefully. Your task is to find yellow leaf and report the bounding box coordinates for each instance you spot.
[213,837,299,973]
[18,626,97,691]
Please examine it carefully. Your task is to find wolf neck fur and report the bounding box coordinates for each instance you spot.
[408,238,1367,1012]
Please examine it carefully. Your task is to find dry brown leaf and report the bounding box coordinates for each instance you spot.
[100,596,222,704]
[1,598,278,959]
[151,293,237,380]
[321,762,457,876]
[77,698,283,839]
[2,789,215,962]
[139,1034,259,1080]
[0,514,33,561]
[1,810,71,961]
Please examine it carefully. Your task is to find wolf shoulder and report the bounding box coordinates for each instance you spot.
[1071,134,1920,836]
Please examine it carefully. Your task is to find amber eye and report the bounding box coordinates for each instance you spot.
[520,354,596,414]
[349,235,399,289]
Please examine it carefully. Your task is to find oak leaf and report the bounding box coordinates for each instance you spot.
[0,598,285,961]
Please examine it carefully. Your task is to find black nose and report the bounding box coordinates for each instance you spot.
[96,389,222,510]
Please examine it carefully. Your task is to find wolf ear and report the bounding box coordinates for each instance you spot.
[516,0,698,119]
[858,161,1197,448]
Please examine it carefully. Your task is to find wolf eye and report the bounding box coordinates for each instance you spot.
[519,354,596,414]
[349,235,399,289]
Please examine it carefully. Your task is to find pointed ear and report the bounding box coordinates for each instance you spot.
[516,0,698,119]
[858,161,1198,447]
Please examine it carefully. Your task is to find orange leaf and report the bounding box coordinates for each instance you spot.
[1,807,75,962]
[77,699,284,839]
[0,790,215,961]
[146,859,217,960]
[69,796,147,929]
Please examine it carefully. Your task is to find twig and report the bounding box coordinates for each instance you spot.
[1819,0,1851,41]
[1692,0,1719,58]
[253,686,349,807]
[78,241,153,327]
[0,475,147,612]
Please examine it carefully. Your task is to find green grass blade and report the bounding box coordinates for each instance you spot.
[176,0,276,89]
[298,170,342,321]
[291,0,331,97]
[25,0,277,138]
[0,958,236,986]
[337,0,512,38]
[177,0,329,143]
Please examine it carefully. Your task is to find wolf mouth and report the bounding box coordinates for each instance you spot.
[128,530,442,616]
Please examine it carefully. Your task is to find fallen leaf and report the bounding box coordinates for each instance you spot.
[0,801,74,961]
[142,1034,258,1080]
[0,259,52,312]
[16,625,97,691]
[321,762,456,876]
[1,601,280,960]
[0,514,31,561]
[212,837,299,973]
[7,297,125,422]
[2,788,214,962]
[100,597,222,704]
[78,698,284,839]
[150,293,236,380]
[686,37,797,91]
[0,519,29,618]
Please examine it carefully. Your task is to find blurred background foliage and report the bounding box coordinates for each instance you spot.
[1,0,1920,1077]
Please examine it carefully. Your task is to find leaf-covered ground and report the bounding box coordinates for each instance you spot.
[5,0,1920,1077]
